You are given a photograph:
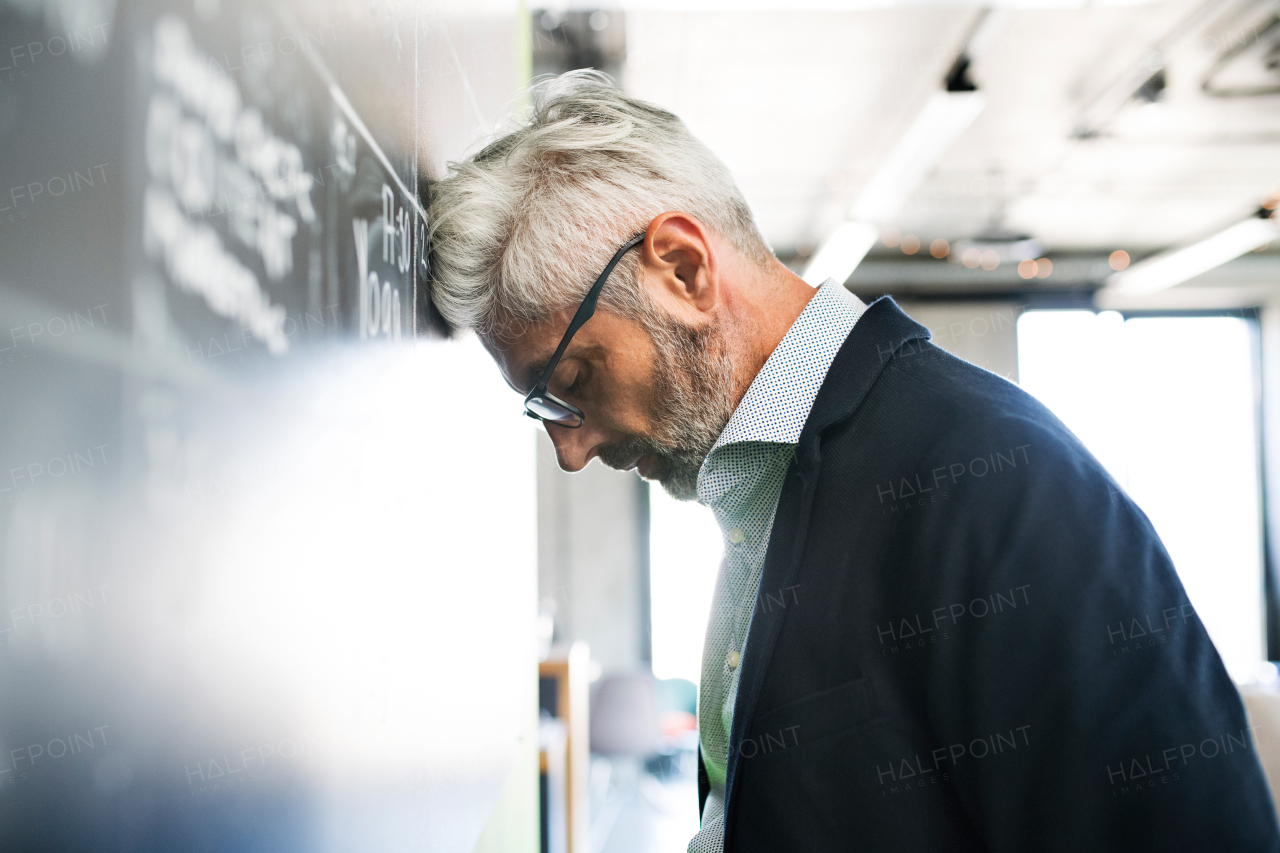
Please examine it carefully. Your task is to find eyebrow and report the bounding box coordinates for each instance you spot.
[522,337,594,395]
[522,356,553,394]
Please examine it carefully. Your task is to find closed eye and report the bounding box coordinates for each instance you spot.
[560,364,589,399]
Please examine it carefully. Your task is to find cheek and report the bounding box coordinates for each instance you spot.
[580,310,665,433]
[594,356,661,434]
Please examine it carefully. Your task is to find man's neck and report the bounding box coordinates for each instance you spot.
[728,258,821,410]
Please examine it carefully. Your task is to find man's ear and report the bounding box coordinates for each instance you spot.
[643,212,718,316]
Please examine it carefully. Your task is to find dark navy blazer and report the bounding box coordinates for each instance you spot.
[698,296,1280,851]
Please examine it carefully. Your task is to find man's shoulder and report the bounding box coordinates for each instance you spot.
[822,309,1068,444]
[807,297,1040,433]
[809,316,1112,516]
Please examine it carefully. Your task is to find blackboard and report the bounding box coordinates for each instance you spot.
[0,1,536,850]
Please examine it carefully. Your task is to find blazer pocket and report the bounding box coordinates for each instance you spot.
[749,678,874,747]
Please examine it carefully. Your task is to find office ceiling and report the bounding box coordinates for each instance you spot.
[614,0,1280,281]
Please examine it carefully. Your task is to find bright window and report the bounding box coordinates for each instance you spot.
[648,487,722,683]
[1017,311,1264,682]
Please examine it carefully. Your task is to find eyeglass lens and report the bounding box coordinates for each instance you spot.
[525,395,583,427]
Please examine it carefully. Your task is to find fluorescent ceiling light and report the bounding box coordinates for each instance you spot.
[802,221,879,286]
[1107,214,1279,295]
[803,90,985,286]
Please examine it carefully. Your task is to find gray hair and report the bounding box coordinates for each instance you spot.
[426,70,772,337]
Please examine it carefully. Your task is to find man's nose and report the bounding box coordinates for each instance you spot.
[546,422,598,472]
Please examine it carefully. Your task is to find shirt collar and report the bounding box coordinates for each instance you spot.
[693,281,865,507]
[709,280,866,452]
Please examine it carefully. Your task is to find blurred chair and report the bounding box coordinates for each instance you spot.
[589,672,701,853]
[653,678,699,772]
[590,669,663,757]
[655,677,696,717]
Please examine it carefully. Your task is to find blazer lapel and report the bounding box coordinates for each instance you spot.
[719,297,930,850]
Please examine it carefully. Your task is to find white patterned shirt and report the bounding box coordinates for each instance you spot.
[687,281,866,853]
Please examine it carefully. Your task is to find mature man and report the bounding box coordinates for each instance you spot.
[428,71,1280,851]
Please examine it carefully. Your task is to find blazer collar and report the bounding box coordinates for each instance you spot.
[797,295,932,458]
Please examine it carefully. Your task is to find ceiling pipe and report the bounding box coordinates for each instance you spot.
[1071,0,1242,138]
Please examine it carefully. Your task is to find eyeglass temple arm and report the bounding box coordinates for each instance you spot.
[530,233,646,391]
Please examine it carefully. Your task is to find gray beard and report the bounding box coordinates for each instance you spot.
[597,318,738,501]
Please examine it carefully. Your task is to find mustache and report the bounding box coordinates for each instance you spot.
[597,435,670,471]
[597,434,703,473]
[597,436,655,471]
[592,313,738,501]
[597,435,703,502]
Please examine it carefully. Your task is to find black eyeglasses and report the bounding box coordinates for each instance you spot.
[524,233,646,428]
